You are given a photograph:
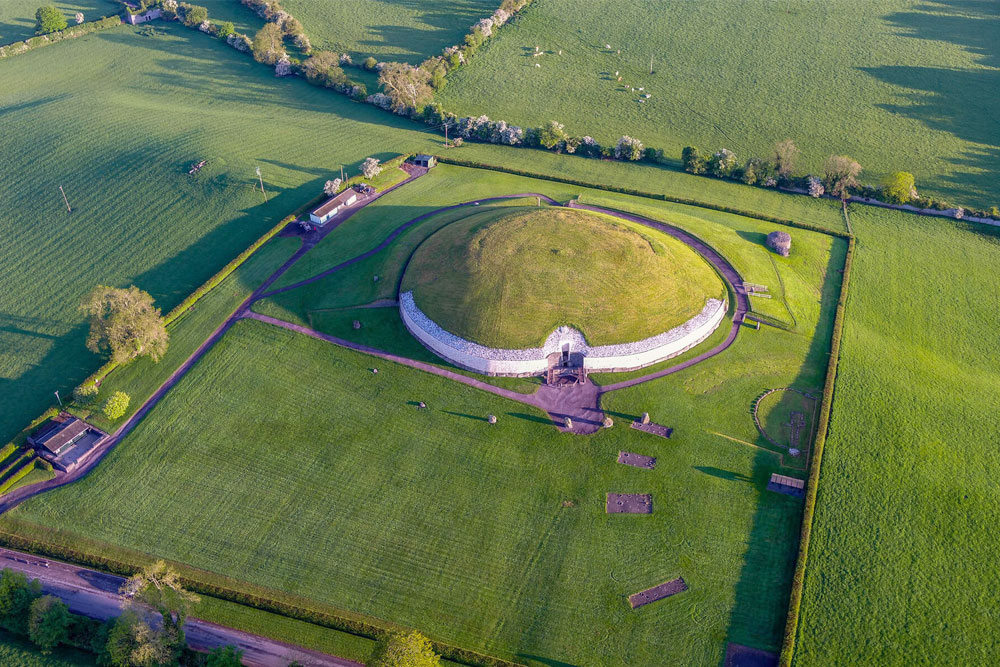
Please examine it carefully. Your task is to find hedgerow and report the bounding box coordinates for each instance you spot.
[0,15,121,59]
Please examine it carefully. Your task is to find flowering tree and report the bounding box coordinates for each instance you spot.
[473,17,494,38]
[537,120,568,149]
[823,155,862,201]
[807,176,824,198]
[772,139,799,180]
[75,12,84,24]
[340,52,352,65]
[226,32,252,52]
[293,33,310,52]
[362,157,382,179]
[274,56,292,76]
[615,135,644,161]
[378,63,433,113]
[324,179,342,196]
[708,148,738,177]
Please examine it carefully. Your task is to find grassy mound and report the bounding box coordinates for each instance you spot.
[402,207,724,347]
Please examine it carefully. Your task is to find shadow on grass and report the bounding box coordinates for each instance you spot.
[441,410,488,422]
[694,466,753,483]
[736,230,768,246]
[516,655,581,667]
[507,412,554,426]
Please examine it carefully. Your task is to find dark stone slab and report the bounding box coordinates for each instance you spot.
[617,451,656,469]
[724,642,778,667]
[628,577,687,609]
[606,493,652,514]
[630,421,673,438]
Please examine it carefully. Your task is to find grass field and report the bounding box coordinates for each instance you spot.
[0,19,451,444]
[793,207,1000,665]
[403,206,723,347]
[437,0,1000,208]
[0,0,119,44]
[2,166,843,665]
[282,0,497,64]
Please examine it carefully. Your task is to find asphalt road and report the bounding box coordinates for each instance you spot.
[0,548,362,667]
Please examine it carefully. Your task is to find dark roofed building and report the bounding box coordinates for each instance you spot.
[28,416,106,472]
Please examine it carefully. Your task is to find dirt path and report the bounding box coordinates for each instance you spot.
[0,547,361,666]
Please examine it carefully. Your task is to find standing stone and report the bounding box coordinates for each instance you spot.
[487,414,497,425]
[641,412,650,425]
[417,401,426,409]
[766,231,792,257]
[564,417,573,429]
[372,368,378,374]
[352,320,361,330]
[373,275,380,282]
[603,416,614,428]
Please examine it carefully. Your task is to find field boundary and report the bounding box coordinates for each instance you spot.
[0,15,122,57]
[433,156,852,238]
[0,525,524,667]
[778,207,855,666]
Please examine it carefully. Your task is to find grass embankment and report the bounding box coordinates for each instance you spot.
[4,182,841,666]
[438,0,1000,208]
[281,0,497,64]
[0,629,94,666]
[403,207,723,347]
[792,207,1000,665]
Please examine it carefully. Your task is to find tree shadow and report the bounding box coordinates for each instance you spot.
[516,655,581,667]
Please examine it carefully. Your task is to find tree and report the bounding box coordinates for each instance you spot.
[302,51,346,88]
[823,155,862,201]
[364,56,378,70]
[537,120,568,150]
[614,136,644,161]
[206,645,244,666]
[378,63,433,113]
[681,146,706,174]
[105,609,177,667]
[29,595,71,653]
[178,3,208,27]
[0,569,42,635]
[217,21,235,38]
[81,285,168,365]
[362,158,382,179]
[103,391,130,421]
[121,561,198,627]
[882,171,916,204]
[35,6,67,34]
[708,148,738,178]
[807,175,824,198]
[74,12,84,24]
[369,631,441,667]
[772,139,799,181]
[323,179,342,196]
[252,22,285,65]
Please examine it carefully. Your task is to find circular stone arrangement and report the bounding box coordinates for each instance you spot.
[399,207,728,376]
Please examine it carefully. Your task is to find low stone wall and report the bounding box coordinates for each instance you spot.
[399,291,726,377]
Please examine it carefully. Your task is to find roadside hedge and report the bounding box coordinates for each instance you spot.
[76,213,298,392]
[433,156,851,238]
[778,227,855,666]
[0,451,31,483]
[0,15,121,58]
[0,530,525,667]
[0,443,19,466]
[0,459,40,494]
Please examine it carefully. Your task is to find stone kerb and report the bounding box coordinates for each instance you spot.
[399,291,727,377]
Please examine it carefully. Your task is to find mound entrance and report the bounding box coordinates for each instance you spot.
[401,207,724,349]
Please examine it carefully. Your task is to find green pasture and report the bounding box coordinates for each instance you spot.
[0,20,448,443]
[794,207,1000,665]
[403,206,723,347]
[0,0,119,44]
[4,169,842,665]
[438,0,1000,208]
[282,0,497,64]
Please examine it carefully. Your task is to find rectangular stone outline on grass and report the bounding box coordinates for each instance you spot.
[606,493,652,513]
[630,421,673,438]
[617,451,656,469]
[628,577,687,609]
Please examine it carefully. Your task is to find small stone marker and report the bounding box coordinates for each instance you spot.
[417,401,426,409]
[641,412,650,425]
[618,451,656,469]
[603,416,614,428]
[563,416,573,429]
[352,320,361,330]
[373,275,380,282]
[789,448,801,457]
[487,414,497,425]
[372,368,378,374]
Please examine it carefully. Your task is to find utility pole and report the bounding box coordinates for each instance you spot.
[649,54,654,74]
[340,164,345,182]
[59,185,71,213]
[54,390,62,407]
[444,123,449,146]
[255,166,268,203]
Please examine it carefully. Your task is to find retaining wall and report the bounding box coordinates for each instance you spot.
[400,291,726,376]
